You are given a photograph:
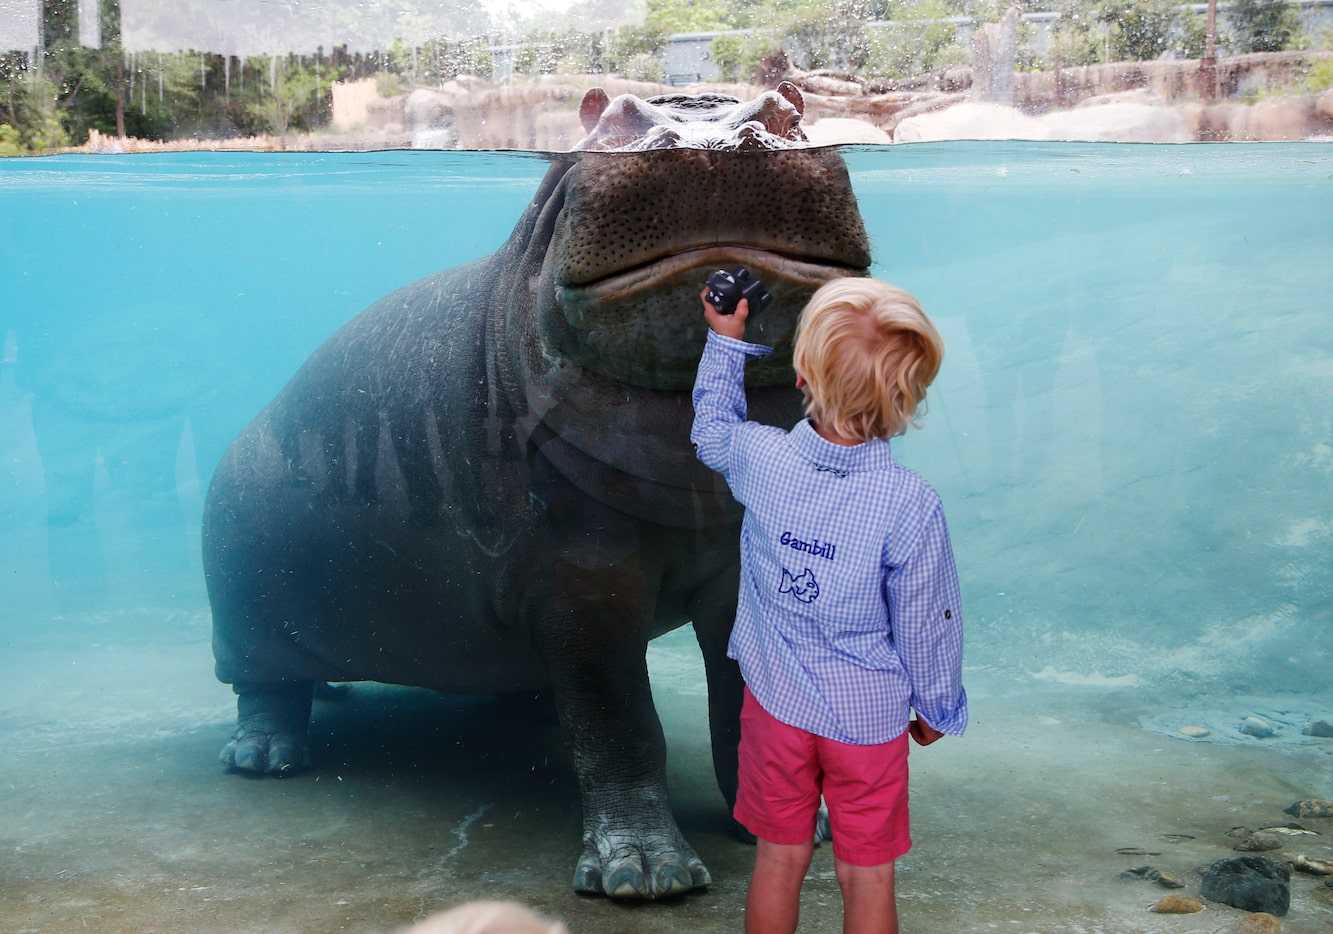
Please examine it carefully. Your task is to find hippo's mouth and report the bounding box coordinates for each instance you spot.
[558,246,860,299]
[549,245,865,392]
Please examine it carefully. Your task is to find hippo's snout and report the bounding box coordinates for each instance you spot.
[541,132,871,389]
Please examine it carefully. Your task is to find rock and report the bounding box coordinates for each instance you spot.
[1302,719,1333,737]
[802,118,892,146]
[1123,865,1185,887]
[970,7,1020,104]
[1240,716,1276,738]
[1318,89,1333,123]
[1291,854,1333,875]
[1042,103,1191,143]
[1257,824,1316,837]
[894,102,1050,142]
[411,128,460,150]
[405,88,452,129]
[1223,96,1318,142]
[1178,725,1211,738]
[1152,894,1203,913]
[1237,912,1282,934]
[1284,799,1333,819]
[1154,870,1185,888]
[1234,831,1283,852]
[1200,856,1290,916]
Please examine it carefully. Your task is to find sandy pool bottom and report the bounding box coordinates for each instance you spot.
[2,614,1331,934]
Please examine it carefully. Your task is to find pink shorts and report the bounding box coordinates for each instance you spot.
[734,688,912,866]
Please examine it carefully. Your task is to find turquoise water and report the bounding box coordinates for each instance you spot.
[1,143,1330,692]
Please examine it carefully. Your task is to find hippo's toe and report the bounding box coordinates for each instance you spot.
[574,825,710,899]
[219,718,312,776]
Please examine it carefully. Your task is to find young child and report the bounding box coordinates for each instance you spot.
[691,277,967,934]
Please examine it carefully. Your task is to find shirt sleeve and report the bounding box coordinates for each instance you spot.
[887,503,968,735]
[690,329,773,478]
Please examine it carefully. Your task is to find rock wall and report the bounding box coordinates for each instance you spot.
[326,51,1333,150]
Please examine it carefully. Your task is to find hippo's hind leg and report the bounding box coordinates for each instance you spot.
[529,582,709,898]
[219,681,315,775]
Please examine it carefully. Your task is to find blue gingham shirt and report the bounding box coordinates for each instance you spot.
[692,330,967,745]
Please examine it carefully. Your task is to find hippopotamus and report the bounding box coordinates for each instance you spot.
[203,81,871,899]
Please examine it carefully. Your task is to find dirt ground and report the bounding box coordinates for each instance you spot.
[2,612,1331,933]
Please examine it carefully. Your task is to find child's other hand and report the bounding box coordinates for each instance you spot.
[909,717,944,746]
[701,287,749,341]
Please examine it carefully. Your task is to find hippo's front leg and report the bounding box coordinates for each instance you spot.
[529,583,709,899]
[218,681,315,775]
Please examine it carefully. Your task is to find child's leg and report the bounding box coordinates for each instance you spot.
[834,859,898,934]
[733,689,822,933]
[820,729,911,933]
[745,838,815,934]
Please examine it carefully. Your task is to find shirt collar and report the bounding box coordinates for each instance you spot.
[788,419,896,476]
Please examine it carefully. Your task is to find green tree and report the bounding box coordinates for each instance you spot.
[1227,0,1300,53]
[1046,0,1106,67]
[864,0,964,77]
[0,122,24,154]
[647,0,733,34]
[514,30,599,76]
[240,57,332,144]
[1097,0,1178,62]
[709,33,778,82]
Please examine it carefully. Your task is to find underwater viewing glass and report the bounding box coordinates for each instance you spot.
[1,1,1331,931]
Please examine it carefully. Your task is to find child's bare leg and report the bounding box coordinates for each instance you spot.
[835,858,898,934]
[745,838,815,934]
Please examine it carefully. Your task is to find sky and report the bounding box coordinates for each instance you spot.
[1,0,633,56]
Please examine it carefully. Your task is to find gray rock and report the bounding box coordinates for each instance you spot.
[1234,831,1283,852]
[1240,716,1276,737]
[1284,799,1333,819]
[1200,856,1290,916]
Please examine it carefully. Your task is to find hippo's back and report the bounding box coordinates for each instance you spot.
[203,259,549,693]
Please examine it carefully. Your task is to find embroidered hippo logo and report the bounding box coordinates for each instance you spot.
[779,568,820,603]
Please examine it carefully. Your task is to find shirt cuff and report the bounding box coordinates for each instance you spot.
[706,328,773,358]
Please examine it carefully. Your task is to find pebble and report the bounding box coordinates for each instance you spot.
[1284,799,1333,819]
[1240,716,1276,738]
[1178,725,1210,738]
[1303,719,1333,737]
[1237,912,1282,933]
[1151,894,1203,913]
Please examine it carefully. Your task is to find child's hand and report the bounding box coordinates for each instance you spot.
[909,716,944,746]
[701,287,749,341]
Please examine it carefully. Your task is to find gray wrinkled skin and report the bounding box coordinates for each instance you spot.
[205,82,871,899]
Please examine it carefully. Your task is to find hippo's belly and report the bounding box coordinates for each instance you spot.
[205,448,556,693]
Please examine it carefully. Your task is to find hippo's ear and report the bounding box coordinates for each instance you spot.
[580,88,611,131]
[776,81,804,117]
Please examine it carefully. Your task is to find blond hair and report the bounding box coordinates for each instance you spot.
[792,278,943,442]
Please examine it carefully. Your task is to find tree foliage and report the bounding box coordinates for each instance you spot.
[0,0,1316,154]
[1097,0,1179,62]
[1226,0,1301,54]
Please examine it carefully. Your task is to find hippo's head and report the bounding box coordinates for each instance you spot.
[504,84,872,516]
[515,83,871,388]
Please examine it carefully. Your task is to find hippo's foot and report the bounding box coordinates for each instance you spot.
[219,682,314,776]
[573,818,711,899]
